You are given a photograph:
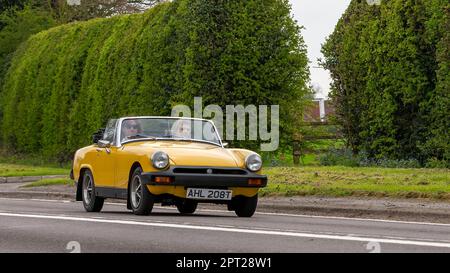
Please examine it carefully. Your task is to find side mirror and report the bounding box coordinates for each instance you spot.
[92,128,105,144]
[222,142,229,147]
[98,140,111,148]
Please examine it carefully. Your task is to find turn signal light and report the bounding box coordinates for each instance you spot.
[248,178,262,186]
[154,176,173,184]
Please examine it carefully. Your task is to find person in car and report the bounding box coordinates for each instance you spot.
[121,119,143,141]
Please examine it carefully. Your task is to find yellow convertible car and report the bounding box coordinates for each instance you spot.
[70,116,267,217]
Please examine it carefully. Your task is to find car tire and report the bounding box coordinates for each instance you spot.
[82,169,104,212]
[129,167,154,215]
[233,194,258,217]
[176,199,198,214]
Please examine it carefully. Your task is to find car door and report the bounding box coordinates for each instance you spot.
[93,119,117,188]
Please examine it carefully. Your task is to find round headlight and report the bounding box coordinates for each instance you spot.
[151,151,169,169]
[246,154,262,172]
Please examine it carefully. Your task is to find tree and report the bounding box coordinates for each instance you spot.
[0,4,56,133]
[180,0,311,150]
[322,0,449,164]
[50,0,164,23]
[0,0,26,14]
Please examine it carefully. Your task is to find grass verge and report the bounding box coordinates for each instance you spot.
[261,166,450,200]
[0,163,70,177]
[22,178,74,188]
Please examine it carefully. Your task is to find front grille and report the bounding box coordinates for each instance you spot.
[173,167,247,175]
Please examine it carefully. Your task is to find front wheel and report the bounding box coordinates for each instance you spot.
[233,194,258,217]
[129,167,154,215]
[82,170,104,212]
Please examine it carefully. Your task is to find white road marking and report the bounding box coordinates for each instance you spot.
[30,199,71,203]
[0,212,449,249]
[253,211,450,227]
[155,205,450,228]
[1,197,449,227]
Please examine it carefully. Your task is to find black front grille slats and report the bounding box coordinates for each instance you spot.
[173,167,247,175]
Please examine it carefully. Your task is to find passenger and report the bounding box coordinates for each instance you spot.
[171,119,192,139]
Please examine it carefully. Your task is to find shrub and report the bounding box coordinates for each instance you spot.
[319,148,425,168]
[321,0,450,164]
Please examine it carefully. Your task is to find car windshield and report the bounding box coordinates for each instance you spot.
[120,118,221,146]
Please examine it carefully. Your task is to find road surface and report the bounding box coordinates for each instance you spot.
[0,197,449,253]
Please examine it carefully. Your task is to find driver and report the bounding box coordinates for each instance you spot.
[121,119,142,141]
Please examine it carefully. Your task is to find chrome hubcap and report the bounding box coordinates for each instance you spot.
[131,176,142,208]
[83,175,93,204]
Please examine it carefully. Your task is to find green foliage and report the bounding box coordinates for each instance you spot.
[179,0,310,150]
[319,148,359,167]
[0,3,56,102]
[49,0,163,23]
[0,0,310,162]
[0,0,26,14]
[321,0,449,165]
[22,178,73,188]
[425,158,450,169]
[319,148,424,169]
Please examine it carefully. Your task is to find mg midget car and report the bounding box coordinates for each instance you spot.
[70,116,267,217]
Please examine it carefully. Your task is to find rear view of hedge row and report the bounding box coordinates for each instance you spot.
[0,0,310,162]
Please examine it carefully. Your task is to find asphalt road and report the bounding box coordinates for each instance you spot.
[0,197,449,253]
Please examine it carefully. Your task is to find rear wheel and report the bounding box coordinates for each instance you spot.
[129,167,154,215]
[176,199,198,214]
[233,194,258,217]
[82,170,104,212]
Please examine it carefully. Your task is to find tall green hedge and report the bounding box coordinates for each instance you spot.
[0,0,310,162]
[322,0,449,165]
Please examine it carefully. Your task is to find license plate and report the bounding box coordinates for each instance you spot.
[186,188,232,200]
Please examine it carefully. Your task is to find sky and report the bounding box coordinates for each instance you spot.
[289,0,351,99]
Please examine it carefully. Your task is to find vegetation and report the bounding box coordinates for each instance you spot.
[262,166,450,200]
[321,0,449,166]
[0,149,72,168]
[0,3,56,98]
[0,0,310,162]
[262,139,345,167]
[0,0,161,91]
[21,177,73,188]
[0,163,69,177]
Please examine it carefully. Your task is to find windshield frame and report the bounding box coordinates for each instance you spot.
[116,116,223,148]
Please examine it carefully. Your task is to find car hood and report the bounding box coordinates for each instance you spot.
[124,141,240,167]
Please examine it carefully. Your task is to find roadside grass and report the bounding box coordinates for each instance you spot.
[22,178,74,188]
[0,163,70,177]
[261,166,450,200]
